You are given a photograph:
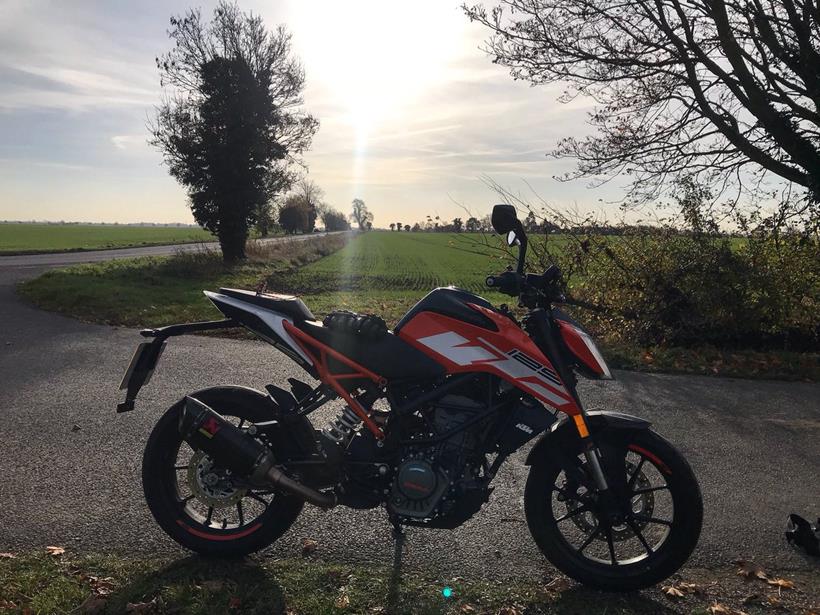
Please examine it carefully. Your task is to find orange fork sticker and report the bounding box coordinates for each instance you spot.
[573,414,590,438]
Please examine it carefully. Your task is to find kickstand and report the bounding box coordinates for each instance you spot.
[387,516,405,610]
[390,516,405,543]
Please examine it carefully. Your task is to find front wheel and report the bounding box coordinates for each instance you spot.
[525,428,702,591]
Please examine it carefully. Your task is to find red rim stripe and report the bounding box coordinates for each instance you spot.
[176,519,262,541]
[628,444,672,476]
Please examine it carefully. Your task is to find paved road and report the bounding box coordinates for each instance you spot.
[0,232,340,270]
[0,245,818,582]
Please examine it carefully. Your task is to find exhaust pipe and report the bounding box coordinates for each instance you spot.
[179,396,336,509]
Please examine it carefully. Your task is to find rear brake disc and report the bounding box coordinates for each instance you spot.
[186,450,247,508]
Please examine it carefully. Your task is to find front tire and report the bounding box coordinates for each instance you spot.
[142,387,304,557]
[525,428,702,591]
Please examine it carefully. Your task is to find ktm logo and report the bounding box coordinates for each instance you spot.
[516,422,534,434]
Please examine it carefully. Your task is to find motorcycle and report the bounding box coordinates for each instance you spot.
[120,204,702,591]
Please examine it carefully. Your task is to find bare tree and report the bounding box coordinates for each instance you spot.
[294,177,325,213]
[350,198,373,230]
[465,0,820,219]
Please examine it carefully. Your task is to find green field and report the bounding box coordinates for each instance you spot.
[285,232,515,293]
[278,231,515,319]
[0,223,214,254]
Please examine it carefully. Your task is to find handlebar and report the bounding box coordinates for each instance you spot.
[485,271,520,296]
[485,264,564,305]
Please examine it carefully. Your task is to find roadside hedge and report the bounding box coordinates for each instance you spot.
[550,230,819,351]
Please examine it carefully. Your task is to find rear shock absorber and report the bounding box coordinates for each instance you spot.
[322,406,362,446]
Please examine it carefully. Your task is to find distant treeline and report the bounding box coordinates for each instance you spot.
[386,217,758,238]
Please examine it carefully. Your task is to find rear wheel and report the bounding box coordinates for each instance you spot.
[142,387,304,557]
[525,428,702,591]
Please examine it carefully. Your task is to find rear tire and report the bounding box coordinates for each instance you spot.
[525,428,702,591]
[142,387,304,557]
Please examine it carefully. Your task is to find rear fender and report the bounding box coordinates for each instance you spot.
[524,410,651,466]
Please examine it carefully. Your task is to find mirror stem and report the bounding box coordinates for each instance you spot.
[516,224,527,275]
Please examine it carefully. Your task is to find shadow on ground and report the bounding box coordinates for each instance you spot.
[91,549,679,615]
[98,556,287,614]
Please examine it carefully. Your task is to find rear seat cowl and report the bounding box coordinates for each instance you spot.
[217,287,315,321]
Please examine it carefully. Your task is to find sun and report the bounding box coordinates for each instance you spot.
[290,0,467,135]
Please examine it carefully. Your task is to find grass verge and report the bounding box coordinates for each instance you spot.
[17,235,351,328]
[1,550,817,615]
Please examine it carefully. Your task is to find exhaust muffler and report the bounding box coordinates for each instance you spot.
[179,396,336,508]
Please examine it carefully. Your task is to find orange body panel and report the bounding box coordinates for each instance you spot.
[397,304,581,417]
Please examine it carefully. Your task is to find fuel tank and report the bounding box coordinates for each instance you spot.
[394,287,499,333]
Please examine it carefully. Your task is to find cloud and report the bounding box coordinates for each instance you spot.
[111,134,148,150]
[0,0,620,224]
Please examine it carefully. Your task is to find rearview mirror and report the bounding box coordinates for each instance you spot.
[507,230,520,246]
[491,204,519,234]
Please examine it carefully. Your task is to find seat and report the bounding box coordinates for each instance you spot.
[218,288,315,322]
[296,320,446,381]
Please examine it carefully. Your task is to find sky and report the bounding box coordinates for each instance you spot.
[0,0,622,226]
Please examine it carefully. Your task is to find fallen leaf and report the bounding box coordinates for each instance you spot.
[301,538,318,556]
[334,591,350,609]
[0,600,17,610]
[460,605,476,614]
[708,603,748,615]
[46,546,65,557]
[228,597,241,610]
[681,582,704,593]
[663,581,704,598]
[662,585,685,599]
[735,560,768,581]
[767,577,795,590]
[0,553,16,559]
[498,607,523,615]
[90,576,116,596]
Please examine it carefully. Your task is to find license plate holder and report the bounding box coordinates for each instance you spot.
[118,339,165,400]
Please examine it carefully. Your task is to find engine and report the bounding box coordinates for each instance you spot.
[387,394,493,527]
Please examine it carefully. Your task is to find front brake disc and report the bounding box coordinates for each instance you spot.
[564,460,655,541]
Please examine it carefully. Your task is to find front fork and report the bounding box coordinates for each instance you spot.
[584,445,610,492]
[529,308,622,519]
[581,433,632,525]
